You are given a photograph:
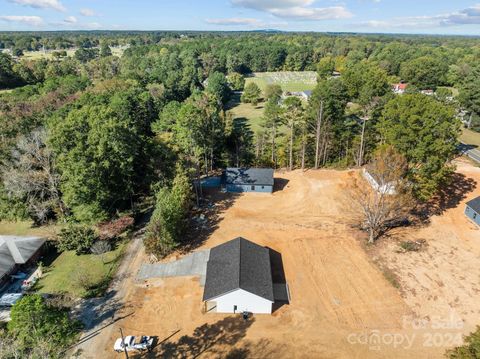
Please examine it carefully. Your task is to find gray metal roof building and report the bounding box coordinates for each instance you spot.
[467,197,480,214]
[203,237,274,302]
[225,168,274,186]
[0,236,45,281]
[465,196,480,226]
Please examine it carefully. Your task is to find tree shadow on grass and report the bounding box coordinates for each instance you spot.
[130,316,255,359]
[414,173,477,221]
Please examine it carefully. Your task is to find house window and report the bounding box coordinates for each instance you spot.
[474,213,477,220]
[261,186,265,189]
[251,185,255,191]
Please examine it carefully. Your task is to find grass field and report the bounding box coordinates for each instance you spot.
[245,71,317,92]
[227,71,316,134]
[22,46,126,60]
[460,128,480,147]
[226,93,265,133]
[36,241,126,298]
[0,220,60,237]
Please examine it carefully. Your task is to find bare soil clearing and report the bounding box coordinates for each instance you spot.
[374,159,480,334]
[95,163,480,359]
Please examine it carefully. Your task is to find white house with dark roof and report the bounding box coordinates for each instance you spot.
[203,237,275,314]
[225,168,274,193]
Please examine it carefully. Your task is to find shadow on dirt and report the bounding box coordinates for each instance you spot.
[414,172,477,221]
[130,316,255,358]
[181,190,240,254]
[273,178,289,192]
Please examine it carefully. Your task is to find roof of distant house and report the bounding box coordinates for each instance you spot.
[225,167,274,186]
[0,236,45,280]
[203,237,274,302]
[393,83,408,90]
[467,196,480,214]
[302,90,312,97]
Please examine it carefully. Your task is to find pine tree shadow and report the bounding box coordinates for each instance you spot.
[130,316,255,358]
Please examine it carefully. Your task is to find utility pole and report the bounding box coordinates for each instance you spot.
[119,328,129,359]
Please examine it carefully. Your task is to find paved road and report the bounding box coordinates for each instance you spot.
[137,249,210,285]
[459,142,480,164]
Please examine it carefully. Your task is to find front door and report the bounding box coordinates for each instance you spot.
[251,185,255,191]
[233,305,237,313]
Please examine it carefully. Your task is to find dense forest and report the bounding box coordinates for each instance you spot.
[0,31,479,252]
[1,29,480,358]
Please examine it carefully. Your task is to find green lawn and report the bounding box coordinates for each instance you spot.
[226,93,265,133]
[36,241,126,298]
[245,71,317,92]
[0,220,60,237]
[460,128,480,147]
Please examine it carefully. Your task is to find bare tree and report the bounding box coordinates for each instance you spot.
[313,100,324,169]
[350,146,414,243]
[2,128,65,224]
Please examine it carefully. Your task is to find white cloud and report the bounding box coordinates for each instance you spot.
[232,0,313,11]
[8,0,66,12]
[206,17,263,26]
[231,0,352,21]
[0,15,43,26]
[359,4,480,29]
[64,15,77,23]
[79,8,96,17]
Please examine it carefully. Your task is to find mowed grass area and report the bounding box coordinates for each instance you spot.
[22,46,126,60]
[245,71,317,92]
[227,71,316,133]
[226,93,265,133]
[0,220,60,237]
[460,128,480,147]
[37,241,127,298]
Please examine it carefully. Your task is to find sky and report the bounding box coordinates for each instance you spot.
[0,0,479,35]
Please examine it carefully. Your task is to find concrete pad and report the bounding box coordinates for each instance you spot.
[137,250,210,284]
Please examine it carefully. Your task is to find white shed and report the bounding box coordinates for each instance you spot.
[203,237,274,314]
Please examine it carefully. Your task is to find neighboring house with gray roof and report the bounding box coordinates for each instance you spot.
[225,168,274,193]
[203,237,274,314]
[0,236,45,284]
[465,196,480,226]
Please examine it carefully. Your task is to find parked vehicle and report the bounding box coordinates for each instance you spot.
[113,335,153,352]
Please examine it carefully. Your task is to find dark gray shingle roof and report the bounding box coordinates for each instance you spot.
[225,168,274,186]
[467,196,480,214]
[203,237,274,302]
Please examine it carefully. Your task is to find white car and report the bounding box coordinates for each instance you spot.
[113,335,154,352]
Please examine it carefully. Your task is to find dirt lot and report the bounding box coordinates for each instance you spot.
[98,162,480,359]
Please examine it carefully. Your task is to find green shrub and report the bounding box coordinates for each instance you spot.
[56,224,98,255]
[446,326,480,358]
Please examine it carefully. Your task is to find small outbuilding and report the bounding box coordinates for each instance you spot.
[362,168,396,195]
[465,196,480,226]
[225,167,274,193]
[203,237,274,314]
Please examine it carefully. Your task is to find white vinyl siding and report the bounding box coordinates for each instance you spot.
[212,289,273,314]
